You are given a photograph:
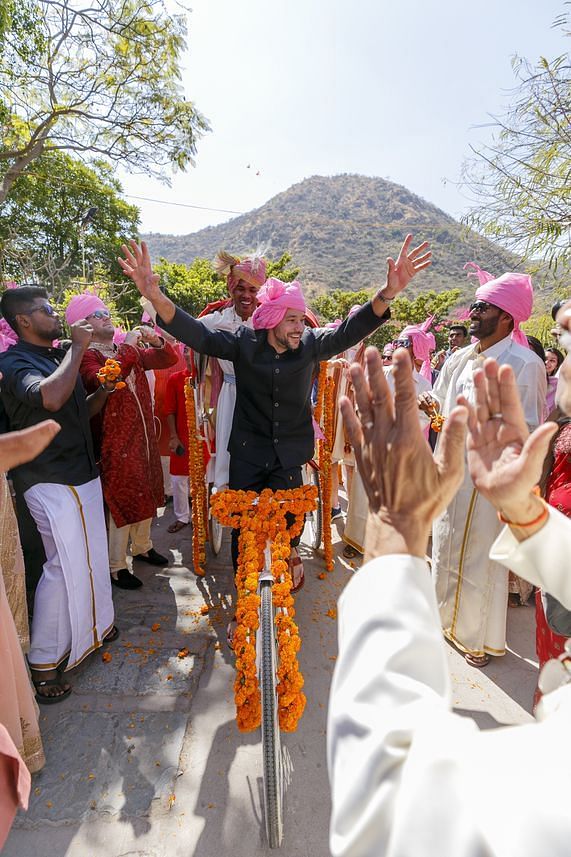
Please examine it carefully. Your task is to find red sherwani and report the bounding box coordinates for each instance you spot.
[80,341,178,527]
[164,370,191,477]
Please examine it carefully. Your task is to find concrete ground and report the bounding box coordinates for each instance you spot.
[4,500,538,857]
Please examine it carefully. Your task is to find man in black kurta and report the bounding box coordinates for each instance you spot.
[118,235,432,579]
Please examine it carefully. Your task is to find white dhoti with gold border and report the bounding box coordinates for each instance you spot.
[24,477,114,672]
[432,467,508,658]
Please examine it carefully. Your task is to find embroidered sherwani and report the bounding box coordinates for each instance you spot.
[431,336,546,658]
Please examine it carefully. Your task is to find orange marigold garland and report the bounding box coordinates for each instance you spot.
[211,485,317,732]
[184,379,207,576]
[317,371,335,571]
[97,358,126,390]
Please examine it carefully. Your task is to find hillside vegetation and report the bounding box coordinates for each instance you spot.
[143,174,545,305]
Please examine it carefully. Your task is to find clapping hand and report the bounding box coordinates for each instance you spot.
[340,347,467,558]
[459,359,557,524]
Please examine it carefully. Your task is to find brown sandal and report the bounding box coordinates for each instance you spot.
[167,520,189,534]
[465,653,490,668]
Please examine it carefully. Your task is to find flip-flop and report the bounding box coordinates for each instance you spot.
[290,555,305,593]
[167,520,189,534]
[34,676,72,705]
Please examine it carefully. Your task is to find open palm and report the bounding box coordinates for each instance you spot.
[461,360,557,510]
[386,234,432,296]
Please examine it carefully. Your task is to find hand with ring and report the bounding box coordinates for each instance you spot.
[459,358,557,528]
[340,346,468,559]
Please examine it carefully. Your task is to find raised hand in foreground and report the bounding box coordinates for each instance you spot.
[340,347,467,559]
[459,358,558,539]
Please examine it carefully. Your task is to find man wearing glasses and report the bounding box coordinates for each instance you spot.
[65,293,177,590]
[0,286,116,702]
[419,266,546,667]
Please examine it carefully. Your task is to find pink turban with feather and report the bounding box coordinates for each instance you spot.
[214,251,267,295]
[252,278,307,330]
[464,262,533,348]
[399,315,435,382]
[65,292,108,326]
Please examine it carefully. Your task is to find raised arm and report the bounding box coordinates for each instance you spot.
[118,240,238,361]
[370,233,431,318]
[118,240,176,324]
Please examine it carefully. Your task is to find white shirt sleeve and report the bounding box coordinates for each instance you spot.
[328,550,571,857]
[517,355,548,429]
[490,507,571,608]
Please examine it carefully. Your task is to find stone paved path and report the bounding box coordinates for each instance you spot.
[4,501,539,856]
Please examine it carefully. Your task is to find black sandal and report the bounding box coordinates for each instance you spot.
[34,676,72,705]
[103,625,120,644]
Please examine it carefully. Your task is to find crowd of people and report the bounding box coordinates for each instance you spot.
[0,231,570,853]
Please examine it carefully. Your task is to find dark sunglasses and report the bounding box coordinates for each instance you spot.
[382,353,393,361]
[21,304,58,317]
[86,309,111,320]
[394,338,412,348]
[469,300,496,314]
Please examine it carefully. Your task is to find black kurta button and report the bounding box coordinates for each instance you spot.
[275,368,280,374]
[274,402,279,407]
[274,438,279,444]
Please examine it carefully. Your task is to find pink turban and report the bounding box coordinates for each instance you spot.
[214,251,266,294]
[65,292,108,325]
[465,262,533,348]
[252,278,307,330]
[399,315,435,382]
[0,318,17,352]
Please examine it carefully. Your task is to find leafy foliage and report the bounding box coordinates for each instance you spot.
[0,151,140,292]
[463,12,571,280]
[310,288,463,350]
[0,0,209,203]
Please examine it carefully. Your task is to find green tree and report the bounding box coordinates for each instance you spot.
[265,253,300,283]
[0,0,209,203]
[0,151,140,293]
[155,258,227,318]
[310,288,462,350]
[462,12,571,277]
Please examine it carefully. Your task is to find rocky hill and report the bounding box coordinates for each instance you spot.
[143,174,522,301]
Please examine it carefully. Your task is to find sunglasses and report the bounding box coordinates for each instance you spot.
[86,309,111,320]
[394,338,412,348]
[469,300,496,314]
[21,304,58,317]
[382,353,393,361]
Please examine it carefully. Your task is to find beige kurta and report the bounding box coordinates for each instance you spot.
[0,474,45,774]
[431,336,547,657]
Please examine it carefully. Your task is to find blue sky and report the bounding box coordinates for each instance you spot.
[119,0,569,236]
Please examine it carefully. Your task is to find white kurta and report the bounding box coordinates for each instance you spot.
[431,336,546,657]
[199,307,254,489]
[25,477,114,671]
[328,524,571,857]
[342,368,431,554]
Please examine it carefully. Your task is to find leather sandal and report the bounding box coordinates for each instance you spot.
[34,676,72,705]
[465,653,490,668]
